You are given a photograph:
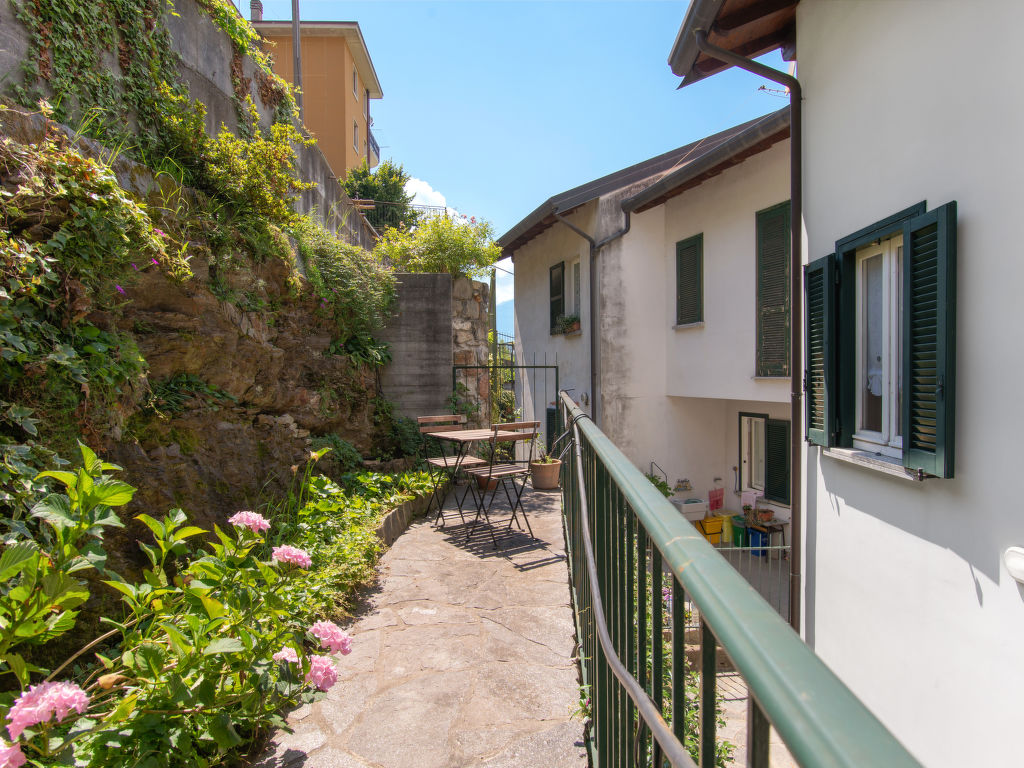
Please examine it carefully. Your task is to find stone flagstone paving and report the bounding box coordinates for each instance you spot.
[256,488,588,767]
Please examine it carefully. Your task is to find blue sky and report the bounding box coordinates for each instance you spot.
[245,1,787,333]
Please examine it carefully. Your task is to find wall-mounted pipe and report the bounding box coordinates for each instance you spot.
[553,210,631,428]
[694,29,803,634]
[291,0,304,123]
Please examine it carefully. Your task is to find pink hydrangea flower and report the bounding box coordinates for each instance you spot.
[0,741,25,768]
[7,681,89,740]
[272,647,299,664]
[305,655,337,691]
[272,545,312,569]
[309,621,352,655]
[227,510,270,533]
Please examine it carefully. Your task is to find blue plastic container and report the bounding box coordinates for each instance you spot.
[749,528,768,557]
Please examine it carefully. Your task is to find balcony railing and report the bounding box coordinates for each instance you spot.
[558,391,920,767]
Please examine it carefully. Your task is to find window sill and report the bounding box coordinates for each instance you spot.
[673,321,705,331]
[821,446,922,482]
[563,329,582,338]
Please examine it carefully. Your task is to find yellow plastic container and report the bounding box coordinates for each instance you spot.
[696,516,723,544]
[721,515,734,544]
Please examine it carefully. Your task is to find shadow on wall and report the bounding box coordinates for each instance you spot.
[813,449,1003,593]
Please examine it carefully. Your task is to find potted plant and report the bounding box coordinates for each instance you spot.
[554,314,581,334]
[530,440,562,490]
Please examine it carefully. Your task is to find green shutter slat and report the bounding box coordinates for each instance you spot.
[764,419,790,505]
[902,201,956,478]
[804,253,835,447]
[756,202,791,377]
[676,234,703,325]
[550,261,564,334]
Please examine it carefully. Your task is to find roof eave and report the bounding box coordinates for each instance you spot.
[668,0,726,82]
[253,20,383,98]
[622,107,790,213]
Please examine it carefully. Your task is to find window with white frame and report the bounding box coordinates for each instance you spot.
[353,120,358,150]
[854,234,902,457]
[739,413,790,503]
[740,414,766,491]
[804,200,957,478]
[353,70,358,97]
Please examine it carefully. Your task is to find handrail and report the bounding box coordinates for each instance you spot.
[560,391,920,767]
[568,411,697,767]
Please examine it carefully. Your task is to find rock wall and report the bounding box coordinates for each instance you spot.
[452,277,491,428]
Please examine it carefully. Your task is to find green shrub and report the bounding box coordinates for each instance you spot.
[0,445,432,766]
[310,434,363,473]
[296,217,396,343]
[373,214,502,279]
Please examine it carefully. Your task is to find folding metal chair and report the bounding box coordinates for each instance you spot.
[463,421,539,548]
[417,415,487,527]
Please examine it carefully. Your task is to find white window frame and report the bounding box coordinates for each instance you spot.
[353,70,358,98]
[353,120,359,151]
[853,234,903,458]
[740,414,767,492]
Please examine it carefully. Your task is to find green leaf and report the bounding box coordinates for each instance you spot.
[208,713,242,750]
[34,470,77,488]
[198,595,226,619]
[107,692,138,724]
[202,637,243,656]
[172,526,206,541]
[135,514,164,540]
[4,652,28,686]
[0,543,37,582]
[30,493,75,529]
[103,579,138,601]
[78,441,100,474]
[159,622,193,655]
[90,479,135,507]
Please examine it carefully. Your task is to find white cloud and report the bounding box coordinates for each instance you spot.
[405,177,447,208]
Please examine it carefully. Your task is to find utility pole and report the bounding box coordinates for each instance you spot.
[291,0,303,122]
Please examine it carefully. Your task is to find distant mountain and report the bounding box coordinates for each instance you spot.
[496,300,514,339]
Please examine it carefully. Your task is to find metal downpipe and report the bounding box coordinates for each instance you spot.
[553,211,631,429]
[693,30,803,634]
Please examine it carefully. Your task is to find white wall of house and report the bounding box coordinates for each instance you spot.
[599,141,791,498]
[799,2,1024,766]
[513,202,595,441]
[661,141,791,404]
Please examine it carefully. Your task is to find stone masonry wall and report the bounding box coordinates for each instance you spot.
[452,277,490,428]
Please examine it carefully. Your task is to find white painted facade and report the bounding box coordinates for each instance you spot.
[796,2,1024,766]
[513,203,595,439]
[512,137,792,518]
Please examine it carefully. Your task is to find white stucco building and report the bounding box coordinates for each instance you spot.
[669,1,1024,765]
[500,109,795,521]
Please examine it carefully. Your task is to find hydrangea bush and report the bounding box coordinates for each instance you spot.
[0,443,415,767]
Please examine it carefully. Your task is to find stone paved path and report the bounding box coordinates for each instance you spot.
[256,489,588,768]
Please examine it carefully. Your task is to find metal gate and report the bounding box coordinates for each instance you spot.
[451,363,559,449]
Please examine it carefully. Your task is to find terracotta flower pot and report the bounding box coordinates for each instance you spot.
[477,476,499,491]
[530,459,562,490]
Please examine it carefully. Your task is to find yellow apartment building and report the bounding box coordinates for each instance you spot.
[252,19,383,177]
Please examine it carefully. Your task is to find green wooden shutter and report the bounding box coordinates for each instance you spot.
[902,202,956,478]
[676,234,703,325]
[764,418,790,504]
[549,261,564,334]
[756,202,791,376]
[804,253,835,447]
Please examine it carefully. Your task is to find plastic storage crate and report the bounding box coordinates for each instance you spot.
[730,516,748,547]
[695,516,723,545]
[749,527,768,557]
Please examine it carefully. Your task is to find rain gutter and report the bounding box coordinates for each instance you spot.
[552,210,631,428]
[693,29,803,634]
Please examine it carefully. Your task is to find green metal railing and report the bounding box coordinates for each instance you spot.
[559,392,920,768]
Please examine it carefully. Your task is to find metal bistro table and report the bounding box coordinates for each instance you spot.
[429,427,516,527]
